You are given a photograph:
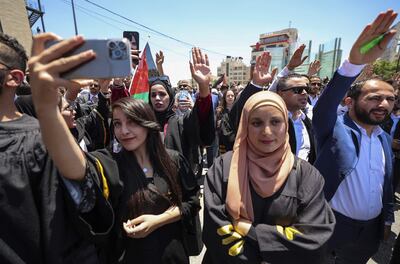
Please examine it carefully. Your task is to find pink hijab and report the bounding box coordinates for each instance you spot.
[226,91,294,221]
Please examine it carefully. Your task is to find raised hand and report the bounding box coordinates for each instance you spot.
[131,49,140,68]
[307,60,321,76]
[98,78,112,93]
[156,50,164,66]
[287,44,308,71]
[349,10,397,65]
[190,47,211,97]
[252,51,273,87]
[156,50,164,75]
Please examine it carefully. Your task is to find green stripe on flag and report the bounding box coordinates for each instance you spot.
[132,92,149,103]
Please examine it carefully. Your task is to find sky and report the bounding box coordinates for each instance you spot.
[33,0,400,85]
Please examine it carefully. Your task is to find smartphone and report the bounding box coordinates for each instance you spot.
[123,31,139,65]
[178,90,190,101]
[45,39,132,79]
[123,31,139,50]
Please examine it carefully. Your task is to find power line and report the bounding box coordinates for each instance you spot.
[59,0,189,58]
[80,0,230,57]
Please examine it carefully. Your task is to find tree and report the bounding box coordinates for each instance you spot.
[373,59,398,80]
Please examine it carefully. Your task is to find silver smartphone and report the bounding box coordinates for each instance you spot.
[45,38,132,79]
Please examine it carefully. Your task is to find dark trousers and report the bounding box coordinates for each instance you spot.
[326,210,381,264]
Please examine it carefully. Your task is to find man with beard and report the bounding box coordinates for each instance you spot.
[277,74,316,164]
[312,10,397,264]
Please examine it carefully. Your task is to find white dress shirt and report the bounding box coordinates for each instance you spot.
[289,111,311,161]
[308,95,319,107]
[330,124,385,220]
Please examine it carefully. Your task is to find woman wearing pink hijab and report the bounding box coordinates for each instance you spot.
[202,91,335,264]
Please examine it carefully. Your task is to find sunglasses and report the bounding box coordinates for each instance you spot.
[280,86,308,94]
[149,75,171,87]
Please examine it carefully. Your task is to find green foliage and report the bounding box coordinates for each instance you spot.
[373,59,399,80]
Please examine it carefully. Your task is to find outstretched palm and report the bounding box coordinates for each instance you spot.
[252,52,273,86]
[349,10,397,65]
[190,47,211,89]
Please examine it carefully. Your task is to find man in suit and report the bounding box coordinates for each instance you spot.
[277,74,316,163]
[312,10,397,263]
[381,87,400,192]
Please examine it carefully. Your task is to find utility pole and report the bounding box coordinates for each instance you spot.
[37,0,45,32]
[71,0,78,35]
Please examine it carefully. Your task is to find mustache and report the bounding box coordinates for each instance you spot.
[369,108,389,115]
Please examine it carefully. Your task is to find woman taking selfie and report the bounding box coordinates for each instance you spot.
[29,33,200,264]
[202,90,335,264]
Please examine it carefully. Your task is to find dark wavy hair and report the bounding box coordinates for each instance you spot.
[348,77,388,100]
[0,33,28,71]
[276,73,307,91]
[112,98,182,208]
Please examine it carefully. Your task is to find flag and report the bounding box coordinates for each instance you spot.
[129,43,158,102]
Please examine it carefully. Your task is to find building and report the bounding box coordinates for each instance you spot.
[217,56,250,85]
[250,28,298,72]
[380,21,400,62]
[316,38,342,78]
[293,40,312,75]
[0,0,45,56]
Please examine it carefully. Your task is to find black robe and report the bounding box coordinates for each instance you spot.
[164,101,215,176]
[88,148,200,264]
[202,152,335,264]
[72,92,110,152]
[0,114,115,264]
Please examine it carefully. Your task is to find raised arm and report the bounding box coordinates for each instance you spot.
[313,9,398,145]
[230,52,273,133]
[29,33,95,181]
[269,44,308,92]
[156,50,165,76]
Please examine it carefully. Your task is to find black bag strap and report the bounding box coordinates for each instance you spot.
[351,131,360,157]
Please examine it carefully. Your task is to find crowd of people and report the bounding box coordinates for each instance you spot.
[0,9,400,264]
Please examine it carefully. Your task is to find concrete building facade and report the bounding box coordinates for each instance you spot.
[250,28,298,72]
[0,0,37,56]
[217,56,250,85]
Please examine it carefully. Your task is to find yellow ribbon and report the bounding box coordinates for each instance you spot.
[276,225,302,241]
[95,158,109,200]
[217,224,245,256]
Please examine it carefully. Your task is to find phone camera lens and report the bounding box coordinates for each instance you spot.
[108,41,117,49]
[112,49,123,59]
[117,41,126,49]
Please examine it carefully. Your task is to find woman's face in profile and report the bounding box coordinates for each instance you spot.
[247,105,286,153]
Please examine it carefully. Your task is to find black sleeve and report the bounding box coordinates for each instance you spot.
[203,154,261,263]
[229,83,261,135]
[245,162,335,263]
[77,93,110,151]
[183,98,215,147]
[170,151,201,220]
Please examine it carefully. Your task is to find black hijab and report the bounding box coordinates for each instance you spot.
[149,79,175,128]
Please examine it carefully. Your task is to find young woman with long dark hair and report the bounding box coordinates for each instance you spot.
[29,33,200,264]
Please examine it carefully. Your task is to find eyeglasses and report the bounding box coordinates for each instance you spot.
[280,86,308,94]
[310,82,322,86]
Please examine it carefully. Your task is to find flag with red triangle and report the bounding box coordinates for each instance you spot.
[129,43,158,102]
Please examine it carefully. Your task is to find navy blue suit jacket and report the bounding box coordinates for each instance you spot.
[312,71,394,227]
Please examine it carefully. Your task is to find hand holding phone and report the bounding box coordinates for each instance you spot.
[45,38,132,79]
